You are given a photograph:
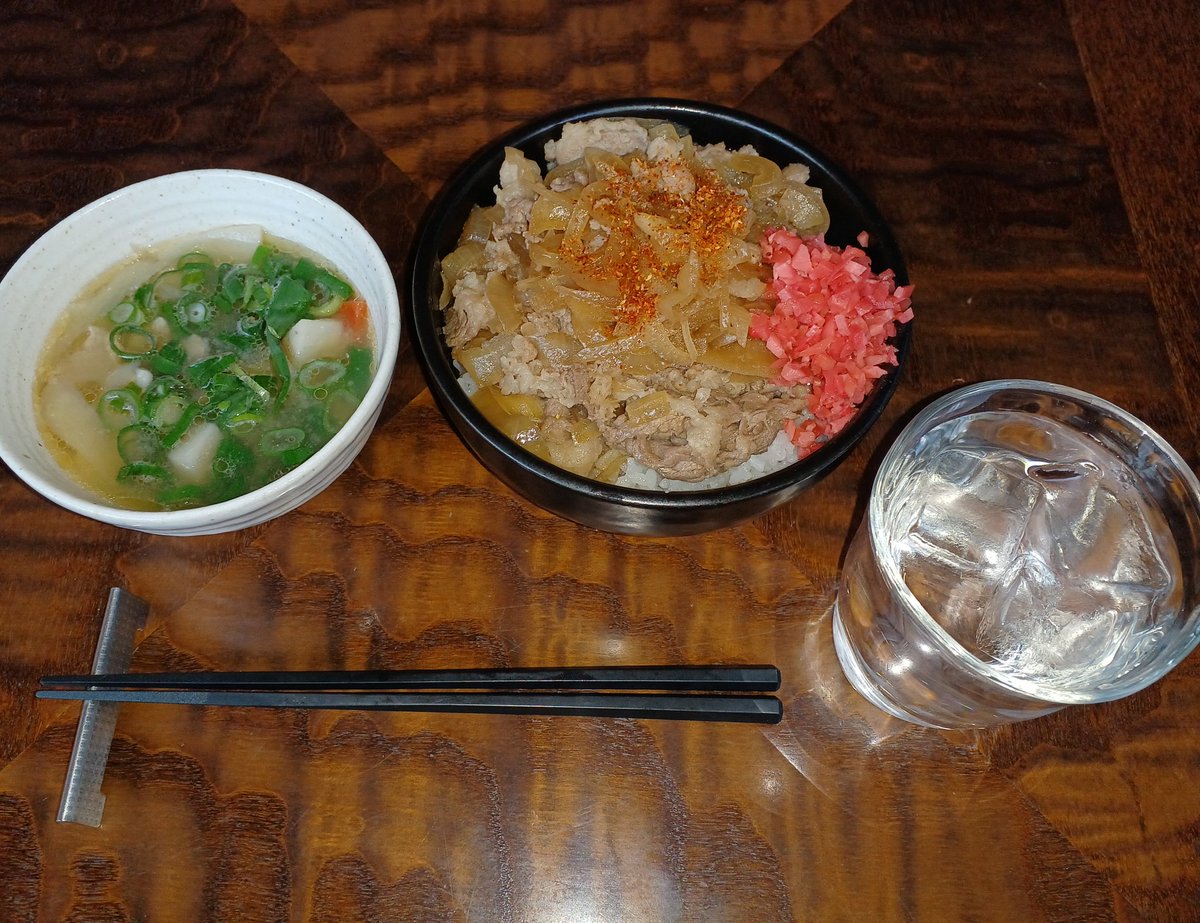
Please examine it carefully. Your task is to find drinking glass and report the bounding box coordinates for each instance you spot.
[832,379,1200,728]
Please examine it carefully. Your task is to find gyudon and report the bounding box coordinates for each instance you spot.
[439,117,912,490]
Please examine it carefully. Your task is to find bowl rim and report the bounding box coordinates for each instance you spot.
[408,96,912,510]
[0,167,402,531]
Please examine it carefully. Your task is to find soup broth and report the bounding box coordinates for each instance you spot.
[35,227,374,511]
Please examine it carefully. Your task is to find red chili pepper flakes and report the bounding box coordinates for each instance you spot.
[750,227,914,457]
[560,156,748,329]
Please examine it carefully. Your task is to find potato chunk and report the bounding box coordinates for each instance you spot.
[284,318,349,367]
[168,421,222,485]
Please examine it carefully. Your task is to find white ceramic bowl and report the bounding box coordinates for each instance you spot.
[0,169,400,535]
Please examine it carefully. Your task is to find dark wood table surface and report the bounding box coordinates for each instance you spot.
[2,2,1198,920]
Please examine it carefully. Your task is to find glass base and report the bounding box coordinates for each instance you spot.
[831,607,943,729]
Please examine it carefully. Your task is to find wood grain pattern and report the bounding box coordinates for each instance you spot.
[238,0,850,197]
[1,0,1198,920]
[1065,0,1200,460]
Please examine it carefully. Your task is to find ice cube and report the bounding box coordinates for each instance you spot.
[894,444,1046,653]
[973,432,1180,684]
[907,445,1041,573]
[880,408,1185,694]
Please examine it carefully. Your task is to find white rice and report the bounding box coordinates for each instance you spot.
[614,429,799,492]
[457,370,479,397]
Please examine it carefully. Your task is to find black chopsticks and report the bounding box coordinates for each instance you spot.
[37,665,782,724]
[40,664,781,692]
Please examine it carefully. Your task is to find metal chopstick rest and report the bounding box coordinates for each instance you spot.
[54,588,148,827]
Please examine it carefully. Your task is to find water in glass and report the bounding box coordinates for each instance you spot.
[884,410,1180,697]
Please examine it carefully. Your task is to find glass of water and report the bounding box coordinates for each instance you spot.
[833,379,1200,728]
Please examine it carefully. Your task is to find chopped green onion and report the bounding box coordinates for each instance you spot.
[108,300,143,325]
[216,330,259,353]
[314,268,353,300]
[133,282,156,314]
[292,257,319,281]
[186,354,237,389]
[344,346,373,399]
[144,375,187,404]
[109,325,156,359]
[250,244,273,270]
[297,359,347,393]
[237,312,263,336]
[260,427,306,455]
[117,462,172,485]
[223,411,263,436]
[221,265,248,303]
[175,295,213,331]
[177,251,214,269]
[277,443,317,469]
[265,330,290,406]
[212,391,259,431]
[231,363,271,402]
[147,392,190,431]
[148,340,187,376]
[213,438,254,475]
[143,377,189,429]
[309,294,344,318]
[265,277,312,338]
[203,375,248,418]
[308,268,353,317]
[156,483,206,508]
[247,279,273,309]
[97,387,142,430]
[161,402,200,449]
[180,263,217,291]
[152,268,187,305]
[210,437,255,500]
[176,252,217,291]
[117,423,164,464]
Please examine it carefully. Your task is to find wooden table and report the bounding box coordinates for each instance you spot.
[2,1,1198,920]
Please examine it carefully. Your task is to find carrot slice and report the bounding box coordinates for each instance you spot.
[339,298,371,340]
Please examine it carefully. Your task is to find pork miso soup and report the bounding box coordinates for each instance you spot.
[35,228,374,511]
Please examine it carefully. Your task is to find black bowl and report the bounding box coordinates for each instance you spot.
[407,98,912,536]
